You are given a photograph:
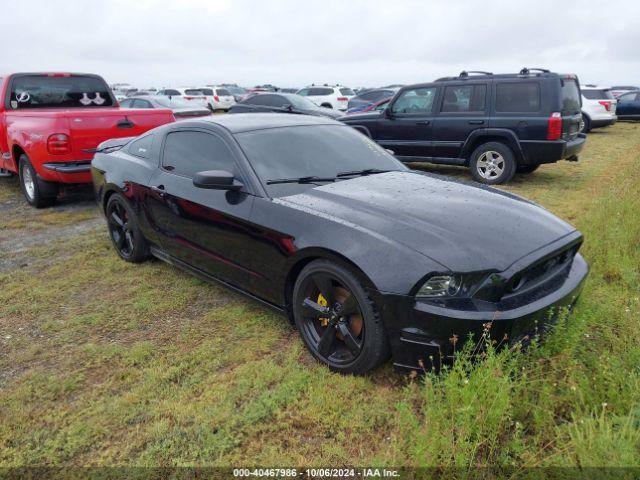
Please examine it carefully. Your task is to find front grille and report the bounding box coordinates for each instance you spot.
[505,246,576,297]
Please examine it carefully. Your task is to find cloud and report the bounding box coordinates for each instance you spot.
[2,0,638,88]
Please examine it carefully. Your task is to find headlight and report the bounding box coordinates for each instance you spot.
[416,275,461,298]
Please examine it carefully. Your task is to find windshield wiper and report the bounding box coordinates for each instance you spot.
[336,168,393,178]
[266,175,337,185]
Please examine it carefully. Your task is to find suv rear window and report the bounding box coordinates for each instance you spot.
[339,88,355,96]
[184,89,204,96]
[560,78,581,114]
[308,88,334,96]
[8,74,115,109]
[582,89,614,100]
[496,82,540,112]
[199,88,214,95]
[217,88,231,96]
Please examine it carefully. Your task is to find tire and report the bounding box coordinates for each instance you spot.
[105,193,150,263]
[582,114,591,133]
[292,259,390,374]
[18,155,58,208]
[516,164,540,174]
[469,142,516,185]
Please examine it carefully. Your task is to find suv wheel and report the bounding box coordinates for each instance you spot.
[18,155,58,208]
[469,142,516,185]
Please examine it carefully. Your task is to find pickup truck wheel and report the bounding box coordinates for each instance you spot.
[18,155,58,208]
[106,193,150,263]
[516,164,540,174]
[469,142,516,185]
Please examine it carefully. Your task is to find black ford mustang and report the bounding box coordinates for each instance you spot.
[91,114,588,374]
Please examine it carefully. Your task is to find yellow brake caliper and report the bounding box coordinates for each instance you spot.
[317,293,329,327]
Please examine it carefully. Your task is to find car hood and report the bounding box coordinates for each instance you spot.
[278,171,576,272]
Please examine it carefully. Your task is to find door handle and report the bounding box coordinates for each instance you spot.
[468,120,484,125]
[117,119,135,129]
[416,120,430,125]
[150,185,165,196]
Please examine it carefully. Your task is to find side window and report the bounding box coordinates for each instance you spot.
[162,131,238,178]
[309,87,333,96]
[441,85,486,113]
[120,99,133,108]
[495,82,541,112]
[619,93,638,102]
[128,134,155,162]
[391,87,437,114]
[166,89,180,96]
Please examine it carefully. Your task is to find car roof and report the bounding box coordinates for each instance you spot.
[194,112,338,133]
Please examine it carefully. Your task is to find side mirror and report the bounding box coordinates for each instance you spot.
[384,106,393,118]
[193,170,243,190]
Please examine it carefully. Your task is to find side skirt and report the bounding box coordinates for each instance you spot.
[149,246,285,315]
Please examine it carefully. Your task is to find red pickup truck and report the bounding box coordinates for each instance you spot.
[0,72,175,207]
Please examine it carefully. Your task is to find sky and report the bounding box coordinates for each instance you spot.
[1,0,638,89]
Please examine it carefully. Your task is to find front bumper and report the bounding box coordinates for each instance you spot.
[378,254,589,371]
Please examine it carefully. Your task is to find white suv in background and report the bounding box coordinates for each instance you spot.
[296,84,355,111]
[200,86,236,111]
[581,85,617,132]
[156,88,209,107]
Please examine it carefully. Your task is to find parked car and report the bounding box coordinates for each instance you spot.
[119,95,212,119]
[156,88,208,107]
[92,114,588,374]
[616,91,640,120]
[347,88,398,114]
[220,84,248,102]
[580,85,617,132]
[0,72,175,207]
[198,87,236,111]
[228,92,343,119]
[297,85,355,111]
[341,68,586,184]
[610,86,639,98]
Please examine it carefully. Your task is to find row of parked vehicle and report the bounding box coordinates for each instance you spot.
[0,69,638,209]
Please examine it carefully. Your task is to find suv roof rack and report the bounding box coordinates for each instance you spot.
[459,70,493,78]
[519,67,550,75]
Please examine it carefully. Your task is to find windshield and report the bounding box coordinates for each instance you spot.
[235,124,405,197]
[9,74,115,109]
[560,78,581,113]
[287,94,322,110]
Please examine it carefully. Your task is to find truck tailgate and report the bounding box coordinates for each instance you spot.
[65,108,174,160]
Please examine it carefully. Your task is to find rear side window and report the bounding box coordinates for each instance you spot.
[199,88,214,95]
[582,89,614,100]
[162,131,237,178]
[8,74,115,109]
[441,85,486,112]
[164,89,181,96]
[496,82,541,112]
[392,87,437,114]
[560,78,581,113]
[339,88,355,96]
[128,134,154,161]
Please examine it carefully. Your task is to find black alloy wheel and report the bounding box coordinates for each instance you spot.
[293,260,389,374]
[106,194,149,263]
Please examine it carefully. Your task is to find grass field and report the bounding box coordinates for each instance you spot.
[0,123,639,472]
